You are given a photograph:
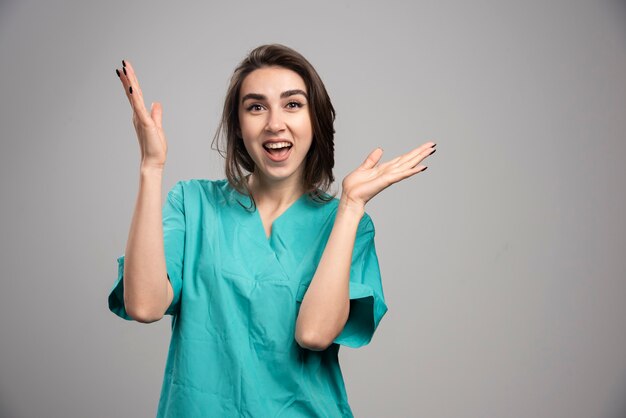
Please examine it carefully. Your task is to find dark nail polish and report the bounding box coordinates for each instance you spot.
[423,166,428,171]
[433,143,437,147]
[122,60,126,67]
[115,69,120,77]
[431,149,436,154]
[123,67,127,76]
[129,86,133,94]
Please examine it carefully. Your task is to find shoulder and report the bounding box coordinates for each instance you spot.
[170,178,227,192]
[167,178,231,208]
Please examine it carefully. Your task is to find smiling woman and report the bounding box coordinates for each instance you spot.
[109,43,435,417]
[212,44,339,213]
[238,66,313,183]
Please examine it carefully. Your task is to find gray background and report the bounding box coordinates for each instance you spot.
[1,0,625,417]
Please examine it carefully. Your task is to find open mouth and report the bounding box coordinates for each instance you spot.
[263,142,293,162]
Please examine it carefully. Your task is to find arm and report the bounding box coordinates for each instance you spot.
[295,143,436,350]
[295,197,365,351]
[122,167,173,323]
[115,59,173,323]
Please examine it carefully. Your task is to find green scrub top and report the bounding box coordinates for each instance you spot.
[108,178,388,417]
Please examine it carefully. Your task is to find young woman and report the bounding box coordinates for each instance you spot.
[109,44,436,417]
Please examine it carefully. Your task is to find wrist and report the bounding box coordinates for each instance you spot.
[338,195,365,218]
[140,164,164,178]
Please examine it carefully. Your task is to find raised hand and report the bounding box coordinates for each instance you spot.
[341,142,437,208]
[116,60,168,171]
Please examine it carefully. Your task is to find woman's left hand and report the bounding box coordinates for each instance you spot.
[341,141,437,208]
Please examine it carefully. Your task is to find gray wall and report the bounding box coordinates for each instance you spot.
[1,0,625,417]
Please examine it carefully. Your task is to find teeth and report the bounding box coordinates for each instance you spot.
[264,142,292,149]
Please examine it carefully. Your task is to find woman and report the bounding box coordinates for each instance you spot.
[109,44,436,417]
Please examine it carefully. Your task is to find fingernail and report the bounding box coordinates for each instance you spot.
[433,143,437,147]
[423,166,428,171]
[431,149,436,154]
[123,67,127,76]
[129,86,133,94]
[115,69,120,77]
[122,60,126,68]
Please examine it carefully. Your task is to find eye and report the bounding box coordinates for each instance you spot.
[286,101,303,109]
[246,103,264,112]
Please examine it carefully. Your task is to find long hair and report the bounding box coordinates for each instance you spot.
[211,44,337,211]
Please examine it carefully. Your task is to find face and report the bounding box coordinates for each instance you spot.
[238,66,313,185]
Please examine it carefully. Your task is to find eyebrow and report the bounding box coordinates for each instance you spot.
[241,89,308,104]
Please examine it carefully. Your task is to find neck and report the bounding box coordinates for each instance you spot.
[246,171,305,210]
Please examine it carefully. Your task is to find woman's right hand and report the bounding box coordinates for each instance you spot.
[116,59,168,171]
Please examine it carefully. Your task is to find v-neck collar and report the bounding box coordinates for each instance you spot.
[254,193,308,242]
[220,178,337,282]
[227,182,309,244]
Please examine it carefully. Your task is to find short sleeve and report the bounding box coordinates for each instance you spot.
[297,213,388,348]
[108,181,186,320]
[333,214,388,347]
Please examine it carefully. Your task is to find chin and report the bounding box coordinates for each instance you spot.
[260,169,297,182]
[256,163,304,182]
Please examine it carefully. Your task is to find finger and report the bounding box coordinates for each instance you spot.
[376,155,400,171]
[116,65,133,107]
[151,102,163,129]
[378,146,423,171]
[361,147,384,169]
[123,60,146,101]
[396,142,435,165]
[401,146,436,171]
[119,60,152,124]
[395,141,436,166]
[116,61,136,106]
[384,164,428,185]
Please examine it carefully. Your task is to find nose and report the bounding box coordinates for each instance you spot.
[264,109,286,133]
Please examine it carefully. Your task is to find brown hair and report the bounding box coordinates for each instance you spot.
[211,44,337,211]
